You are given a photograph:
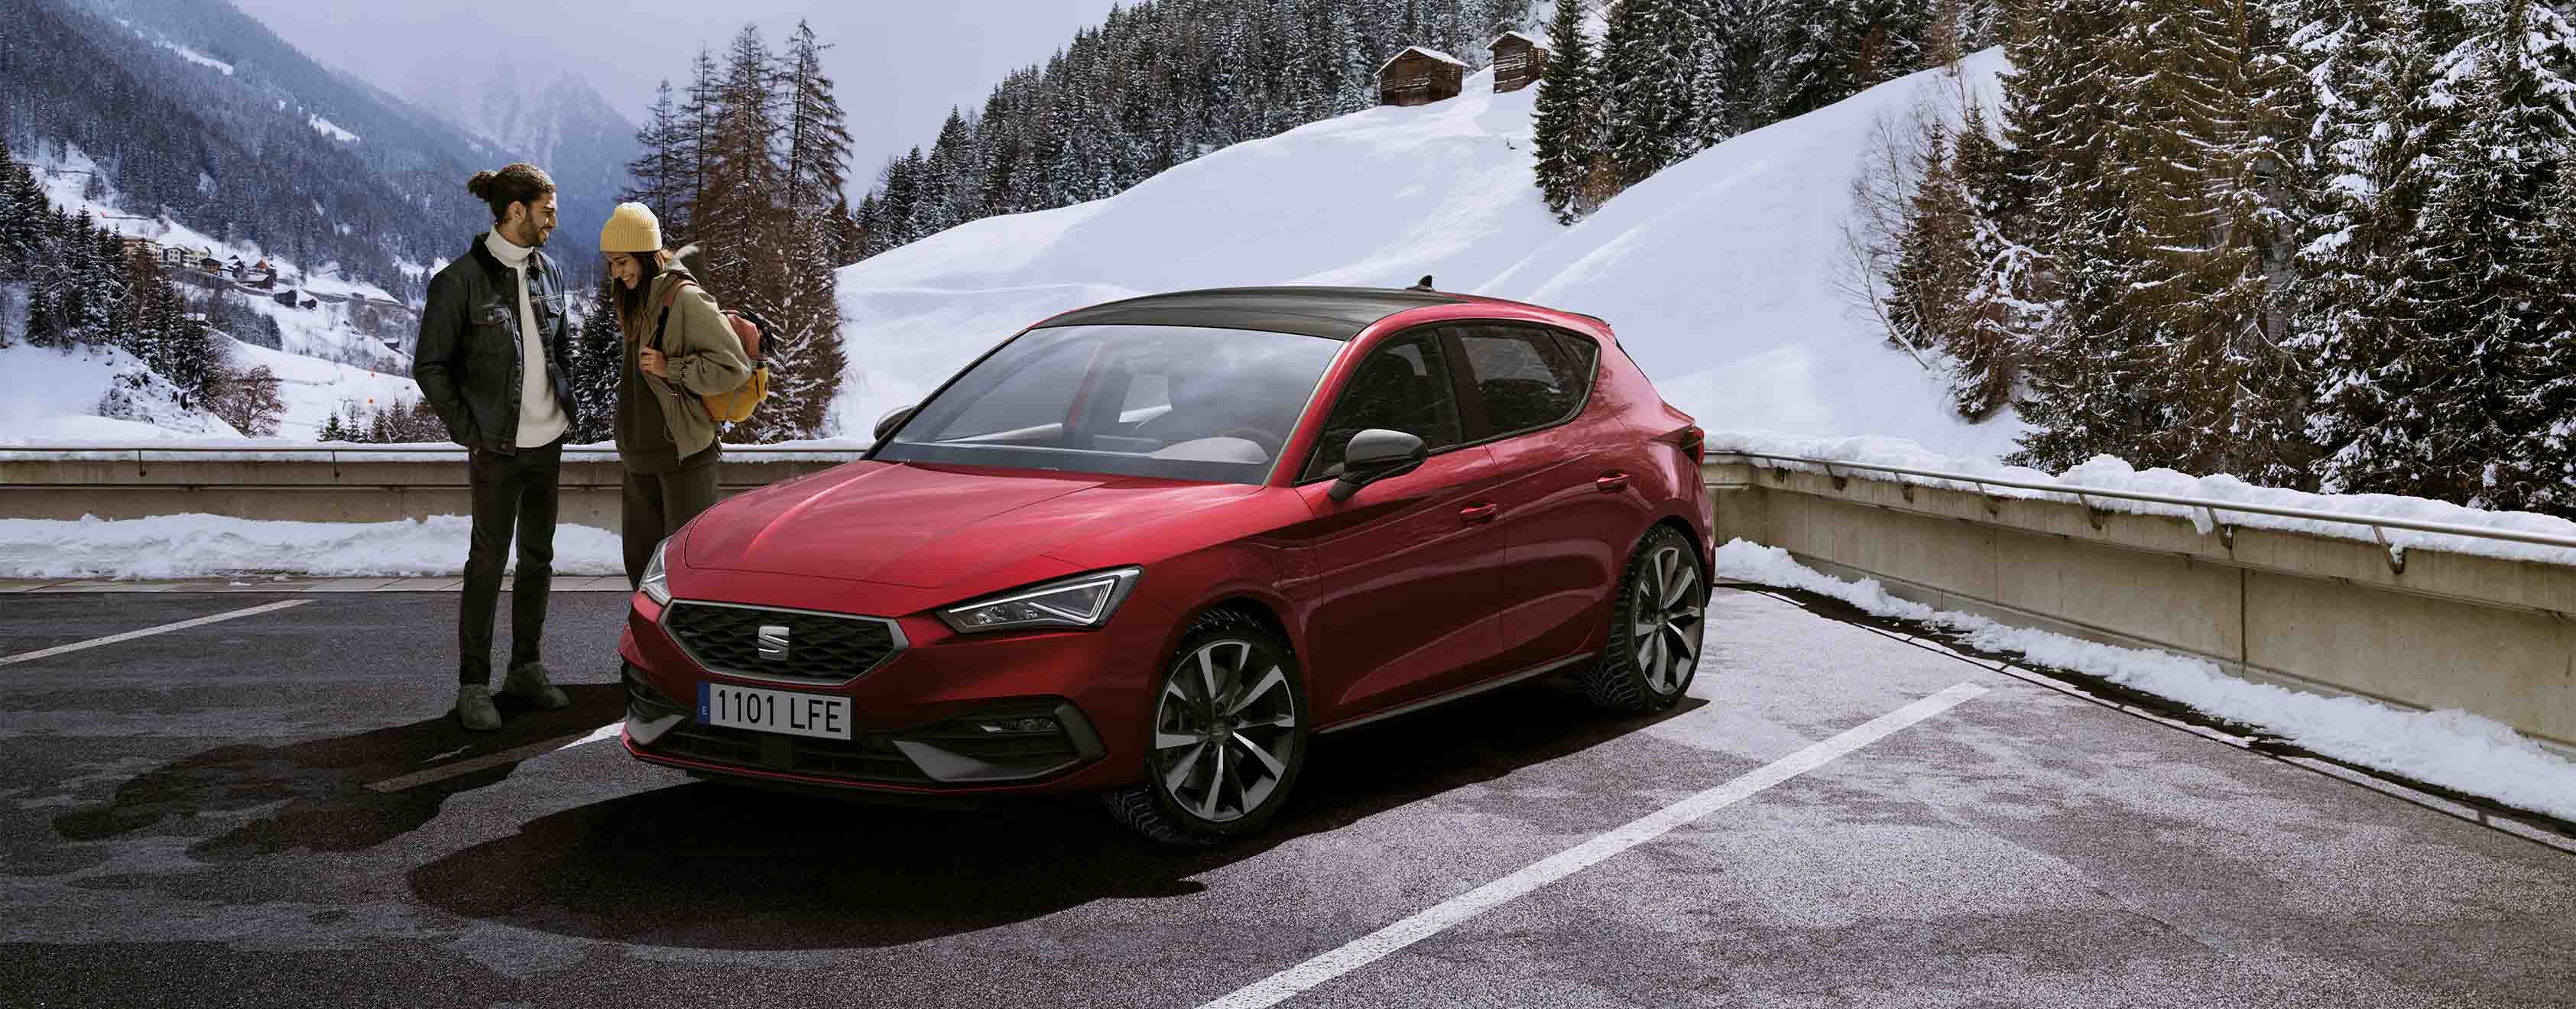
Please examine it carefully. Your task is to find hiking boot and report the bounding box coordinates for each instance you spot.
[456,683,501,731]
[501,661,571,709]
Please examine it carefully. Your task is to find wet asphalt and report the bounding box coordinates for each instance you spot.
[0,588,2570,1008]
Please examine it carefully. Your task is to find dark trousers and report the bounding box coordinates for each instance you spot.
[623,455,722,589]
[459,440,563,683]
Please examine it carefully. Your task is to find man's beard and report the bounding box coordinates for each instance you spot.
[503,216,550,248]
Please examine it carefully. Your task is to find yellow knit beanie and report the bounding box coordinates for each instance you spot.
[600,202,663,253]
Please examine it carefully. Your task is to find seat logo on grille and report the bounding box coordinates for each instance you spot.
[757,625,792,662]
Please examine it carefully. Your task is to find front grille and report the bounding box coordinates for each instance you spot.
[636,705,1090,787]
[663,602,900,683]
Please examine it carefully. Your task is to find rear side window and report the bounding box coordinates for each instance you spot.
[1302,333,1463,481]
[1454,325,1588,436]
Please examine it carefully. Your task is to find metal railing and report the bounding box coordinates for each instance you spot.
[1709,450,2576,569]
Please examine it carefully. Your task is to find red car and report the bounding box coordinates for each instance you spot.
[618,284,1712,843]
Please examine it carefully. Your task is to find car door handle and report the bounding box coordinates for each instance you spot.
[1458,503,1499,524]
[1595,472,1631,492]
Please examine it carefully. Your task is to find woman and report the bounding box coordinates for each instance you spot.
[600,202,753,588]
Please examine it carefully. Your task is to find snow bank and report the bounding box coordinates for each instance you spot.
[0,514,621,579]
[0,343,210,443]
[1708,430,2576,566]
[1715,540,2576,823]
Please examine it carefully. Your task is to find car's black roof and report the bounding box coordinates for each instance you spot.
[1032,286,1471,340]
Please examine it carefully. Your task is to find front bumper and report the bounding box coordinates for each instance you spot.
[617,583,1164,795]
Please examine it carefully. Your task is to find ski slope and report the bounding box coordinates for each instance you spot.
[833,49,2023,459]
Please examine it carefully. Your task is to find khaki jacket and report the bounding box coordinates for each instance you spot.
[618,255,752,465]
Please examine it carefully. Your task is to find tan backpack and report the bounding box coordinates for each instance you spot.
[651,279,769,423]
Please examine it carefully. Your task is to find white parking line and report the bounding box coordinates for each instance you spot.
[0,599,311,667]
[363,722,622,793]
[1199,680,1990,1009]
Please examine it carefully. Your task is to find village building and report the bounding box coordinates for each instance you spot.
[1378,46,1466,107]
[1490,31,1549,93]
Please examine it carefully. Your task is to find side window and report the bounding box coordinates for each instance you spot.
[1456,326,1587,436]
[1552,332,1601,388]
[1302,333,1463,481]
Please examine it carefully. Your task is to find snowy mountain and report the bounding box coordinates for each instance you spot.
[830,50,2025,461]
[16,0,509,297]
[395,61,638,277]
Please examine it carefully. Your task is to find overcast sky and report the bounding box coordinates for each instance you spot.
[230,1,1126,187]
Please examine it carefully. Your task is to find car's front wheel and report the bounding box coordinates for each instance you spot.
[1579,524,1707,713]
[1105,608,1308,844]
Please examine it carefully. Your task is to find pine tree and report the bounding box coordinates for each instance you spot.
[2297,0,2458,498]
[623,81,685,227]
[670,47,724,246]
[782,21,856,223]
[2000,0,2142,473]
[2392,1,2576,511]
[1758,0,1866,123]
[1531,0,1600,222]
[569,281,623,444]
[318,410,349,443]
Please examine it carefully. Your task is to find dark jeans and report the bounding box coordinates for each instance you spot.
[459,439,563,684]
[623,453,722,589]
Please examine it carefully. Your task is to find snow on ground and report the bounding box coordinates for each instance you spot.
[229,339,424,440]
[307,115,360,144]
[832,50,2022,461]
[1707,430,2576,567]
[0,514,621,579]
[1714,540,2576,824]
[0,342,232,443]
[164,43,234,76]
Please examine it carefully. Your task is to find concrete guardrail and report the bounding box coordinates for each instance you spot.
[0,446,861,531]
[1702,455,2576,755]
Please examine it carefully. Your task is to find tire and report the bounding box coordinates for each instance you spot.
[1578,524,1708,714]
[1104,608,1309,845]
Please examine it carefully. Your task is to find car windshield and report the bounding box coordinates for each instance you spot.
[873,323,1344,484]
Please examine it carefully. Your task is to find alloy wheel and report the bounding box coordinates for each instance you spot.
[1630,545,1705,695]
[1150,638,1299,822]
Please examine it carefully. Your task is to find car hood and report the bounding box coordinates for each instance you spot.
[684,461,1264,588]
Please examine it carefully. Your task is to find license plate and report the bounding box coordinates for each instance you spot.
[697,683,852,741]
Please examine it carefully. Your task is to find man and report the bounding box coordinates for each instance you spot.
[412,164,579,730]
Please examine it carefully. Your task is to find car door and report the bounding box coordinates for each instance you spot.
[1275,330,1515,722]
[1448,323,1651,675]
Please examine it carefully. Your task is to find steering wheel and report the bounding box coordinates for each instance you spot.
[1215,426,1283,459]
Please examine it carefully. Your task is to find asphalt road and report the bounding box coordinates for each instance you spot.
[2,587,2570,1008]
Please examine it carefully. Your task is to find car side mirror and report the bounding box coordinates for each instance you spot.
[874,405,915,443]
[1328,428,1427,502]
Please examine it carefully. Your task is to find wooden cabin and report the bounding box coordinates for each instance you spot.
[1491,31,1549,93]
[1378,46,1466,107]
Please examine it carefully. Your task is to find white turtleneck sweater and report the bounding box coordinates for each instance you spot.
[484,230,569,448]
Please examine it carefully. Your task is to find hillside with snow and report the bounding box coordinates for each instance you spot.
[831,50,2023,460]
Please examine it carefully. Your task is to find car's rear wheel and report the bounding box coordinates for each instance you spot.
[1105,608,1307,844]
[1579,525,1707,714]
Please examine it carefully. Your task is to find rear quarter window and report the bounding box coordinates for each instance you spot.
[1455,325,1590,436]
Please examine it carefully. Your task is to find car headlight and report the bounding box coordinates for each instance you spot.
[639,537,672,605]
[939,567,1141,634]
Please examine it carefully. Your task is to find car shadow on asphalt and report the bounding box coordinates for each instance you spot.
[404,678,1707,949]
[48,685,625,866]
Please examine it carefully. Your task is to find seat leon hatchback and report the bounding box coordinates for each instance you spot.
[618,284,1714,843]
